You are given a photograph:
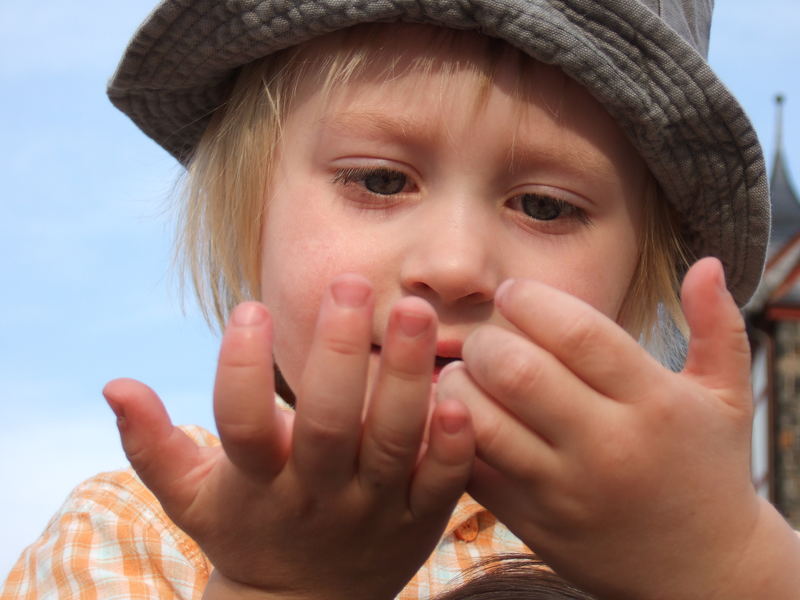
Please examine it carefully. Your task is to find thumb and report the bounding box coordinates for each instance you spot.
[681,257,752,400]
[103,378,206,516]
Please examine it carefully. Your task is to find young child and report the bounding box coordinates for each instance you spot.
[4,0,800,598]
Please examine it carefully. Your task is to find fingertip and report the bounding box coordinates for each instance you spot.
[434,396,472,436]
[682,258,751,390]
[494,278,516,307]
[438,359,465,381]
[411,396,474,517]
[429,396,475,462]
[103,378,158,419]
[103,376,143,398]
[681,257,738,331]
[102,378,127,418]
[228,301,271,328]
[329,273,374,308]
[392,294,436,315]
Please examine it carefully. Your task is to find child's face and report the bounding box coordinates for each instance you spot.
[259,28,648,391]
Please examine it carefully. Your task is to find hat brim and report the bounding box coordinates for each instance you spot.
[108,0,769,306]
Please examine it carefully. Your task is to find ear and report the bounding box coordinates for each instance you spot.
[681,257,752,403]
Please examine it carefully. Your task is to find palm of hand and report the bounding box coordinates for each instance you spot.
[105,274,474,600]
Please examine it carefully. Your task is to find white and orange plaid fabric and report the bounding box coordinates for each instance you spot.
[1,425,527,599]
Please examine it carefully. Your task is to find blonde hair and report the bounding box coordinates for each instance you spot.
[177,24,690,360]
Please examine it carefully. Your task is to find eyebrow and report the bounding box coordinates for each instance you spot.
[319,110,624,190]
[318,111,439,145]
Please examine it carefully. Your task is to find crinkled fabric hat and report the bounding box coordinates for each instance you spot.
[108,0,770,306]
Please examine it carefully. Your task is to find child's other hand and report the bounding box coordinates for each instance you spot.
[437,257,800,599]
[103,274,473,600]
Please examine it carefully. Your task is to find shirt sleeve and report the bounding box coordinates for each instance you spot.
[1,434,213,600]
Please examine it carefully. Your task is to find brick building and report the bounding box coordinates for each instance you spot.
[746,95,800,524]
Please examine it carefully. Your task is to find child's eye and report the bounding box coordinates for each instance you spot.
[332,167,414,195]
[509,193,591,226]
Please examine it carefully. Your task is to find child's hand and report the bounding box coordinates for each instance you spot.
[103,274,474,600]
[437,257,800,599]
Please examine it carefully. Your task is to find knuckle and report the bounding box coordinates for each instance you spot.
[559,310,599,357]
[382,361,426,383]
[489,346,539,397]
[216,420,265,448]
[219,346,260,370]
[299,412,348,447]
[368,422,417,466]
[124,443,151,472]
[322,330,368,356]
[324,335,366,357]
[474,413,508,458]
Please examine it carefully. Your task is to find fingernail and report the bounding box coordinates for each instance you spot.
[439,360,464,378]
[440,411,467,434]
[398,311,431,337]
[231,302,267,326]
[495,279,515,306]
[331,279,370,308]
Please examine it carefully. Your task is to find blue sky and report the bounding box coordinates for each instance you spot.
[1,0,798,577]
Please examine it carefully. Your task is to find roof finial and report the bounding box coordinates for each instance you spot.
[775,94,786,158]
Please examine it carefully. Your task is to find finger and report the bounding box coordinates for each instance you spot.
[436,362,559,483]
[410,396,474,517]
[467,458,541,542]
[103,378,207,515]
[462,324,602,445]
[360,297,437,491]
[494,279,664,401]
[214,302,290,480]
[681,257,752,400]
[292,274,373,485]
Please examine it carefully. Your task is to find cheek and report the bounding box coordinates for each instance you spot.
[514,227,640,321]
[260,217,341,385]
[571,231,641,319]
[259,193,387,387]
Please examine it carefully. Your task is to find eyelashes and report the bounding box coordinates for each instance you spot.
[509,193,592,226]
[331,166,592,227]
[332,167,415,196]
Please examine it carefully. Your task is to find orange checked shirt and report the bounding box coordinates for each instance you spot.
[1,425,528,599]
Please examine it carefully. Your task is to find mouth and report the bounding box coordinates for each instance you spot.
[432,355,459,381]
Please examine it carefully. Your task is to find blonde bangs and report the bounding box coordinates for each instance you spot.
[177,24,543,328]
[177,23,689,363]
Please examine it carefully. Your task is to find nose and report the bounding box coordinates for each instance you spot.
[399,199,500,307]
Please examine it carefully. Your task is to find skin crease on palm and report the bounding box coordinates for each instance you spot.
[259,32,648,396]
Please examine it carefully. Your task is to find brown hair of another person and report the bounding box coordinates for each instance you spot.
[434,554,597,600]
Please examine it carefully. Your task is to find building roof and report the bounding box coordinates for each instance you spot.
[746,95,800,315]
[769,95,800,255]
